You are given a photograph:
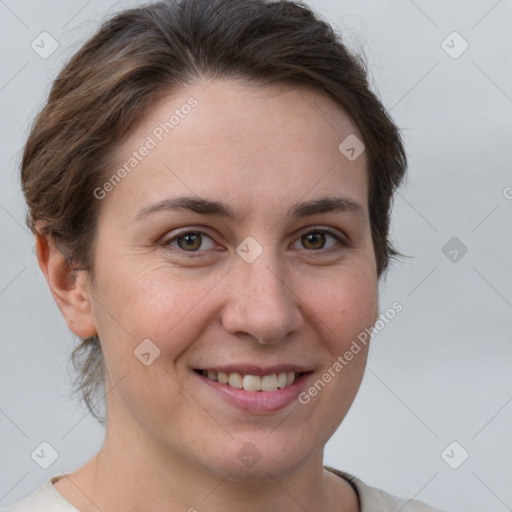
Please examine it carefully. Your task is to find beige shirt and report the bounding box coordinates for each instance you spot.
[4,467,447,511]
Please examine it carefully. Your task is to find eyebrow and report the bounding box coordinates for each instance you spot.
[133,195,367,222]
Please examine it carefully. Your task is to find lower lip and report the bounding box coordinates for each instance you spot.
[195,372,311,413]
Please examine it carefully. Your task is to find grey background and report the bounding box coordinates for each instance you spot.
[1,1,511,511]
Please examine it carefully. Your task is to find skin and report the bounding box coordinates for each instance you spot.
[37,78,379,512]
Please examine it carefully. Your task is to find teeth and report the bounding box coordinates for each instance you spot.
[228,372,243,389]
[261,374,278,391]
[201,370,301,391]
[243,375,261,392]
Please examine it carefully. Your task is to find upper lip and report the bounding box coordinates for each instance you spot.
[194,364,314,376]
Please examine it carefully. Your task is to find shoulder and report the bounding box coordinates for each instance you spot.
[5,468,452,512]
[3,475,79,512]
[325,466,450,512]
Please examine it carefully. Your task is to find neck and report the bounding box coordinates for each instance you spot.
[56,413,358,512]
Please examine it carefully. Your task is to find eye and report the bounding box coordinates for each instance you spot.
[291,228,345,252]
[162,230,216,253]
[161,227,345,256]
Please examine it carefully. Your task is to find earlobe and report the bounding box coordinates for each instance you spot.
[35,232,97,338]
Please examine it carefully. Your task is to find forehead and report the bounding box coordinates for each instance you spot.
[103,78,368,219]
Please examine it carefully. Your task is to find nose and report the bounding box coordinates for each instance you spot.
[221,252,302,345]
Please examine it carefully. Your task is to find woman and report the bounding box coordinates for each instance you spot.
[7,0,446,510]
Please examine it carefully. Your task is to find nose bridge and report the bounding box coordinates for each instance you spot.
[223,243,298,344]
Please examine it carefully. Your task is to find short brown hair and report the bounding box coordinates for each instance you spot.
[21,0,407,423]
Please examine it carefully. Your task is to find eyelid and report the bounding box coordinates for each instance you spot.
[295,225,347,242]
[160,227,218,254]
[161,225,348,255]
[291,226,347,251]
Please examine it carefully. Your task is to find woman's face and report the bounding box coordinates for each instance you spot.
[86,79,378,478]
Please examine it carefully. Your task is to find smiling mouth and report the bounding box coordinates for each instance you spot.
[194,369,308,392]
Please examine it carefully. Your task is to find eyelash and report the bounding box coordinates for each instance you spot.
[161,227,346,256]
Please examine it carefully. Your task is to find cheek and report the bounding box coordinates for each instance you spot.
[298,270,376,427]
[91,259,224,363]
[92,262,203,419]
[304,266,377,345]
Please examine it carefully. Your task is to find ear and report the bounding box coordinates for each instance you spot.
[35,231,97,338]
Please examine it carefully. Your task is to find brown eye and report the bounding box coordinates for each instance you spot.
[177,233,202,251]
[302,232,326,250]
[163,231,215,253]
[293,229,344,252]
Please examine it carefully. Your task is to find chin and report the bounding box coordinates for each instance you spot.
[197,432,318,481]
